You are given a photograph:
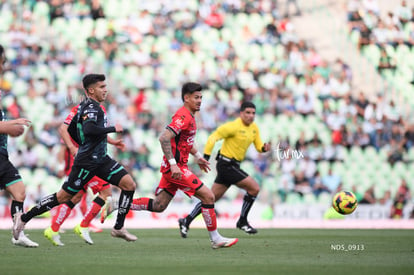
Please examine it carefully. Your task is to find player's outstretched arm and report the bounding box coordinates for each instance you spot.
[0,118,31,137]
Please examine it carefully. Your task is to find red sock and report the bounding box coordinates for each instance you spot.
[79,192,88,216]
[130,198,153,211]
[51,204,72,232]
[80,201,102,227]
[201,205,217,232]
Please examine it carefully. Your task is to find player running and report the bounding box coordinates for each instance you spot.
[179,102,271,237]
[13,74,138,244]
[44,102,125,246]
[102,82,238,249]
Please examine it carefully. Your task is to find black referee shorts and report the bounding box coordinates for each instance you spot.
[214,157,249,187]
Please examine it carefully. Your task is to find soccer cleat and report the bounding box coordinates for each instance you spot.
[111,227,137,242]
[100,197,116,223]
[236,220,258,234]
[178,218,189,238]
[12,231,39,248]
[74,224,94,244]
[210,237,239,249]
[12,212,26,240]
[44,227,64,246]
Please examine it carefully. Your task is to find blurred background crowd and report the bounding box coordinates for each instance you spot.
[0,0,413,219]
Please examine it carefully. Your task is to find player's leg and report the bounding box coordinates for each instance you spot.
[79,178,110,232]
[100,177,174,223]
[235,176,260,234]
[14,165,90,240]
[107,167,137,241]
[194,184,238,249]
[79,186,110,229]
[6,180,38,247]
[179,182,229,238]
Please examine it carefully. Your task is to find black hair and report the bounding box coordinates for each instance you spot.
[240,101,256,111]
[82,74,105,91]
[0,44,6,64]
[181,82,202,102]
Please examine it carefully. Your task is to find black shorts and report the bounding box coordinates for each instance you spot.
[62,156,128,195]
[214,156,249,187]
[0,155,22,189]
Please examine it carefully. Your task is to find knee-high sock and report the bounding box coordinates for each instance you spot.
[79,191,88,216]
[81,196,105,227]
[51,201,75,232]
[21,193,60,223]
[184,201,202,226]
[130,198,153,211]
[114,190,134,230]
[240,193,256,222]
[11,200,24,218]
[201,204,217,232]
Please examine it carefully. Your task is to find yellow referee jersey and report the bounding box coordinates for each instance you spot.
[204,117,265,161]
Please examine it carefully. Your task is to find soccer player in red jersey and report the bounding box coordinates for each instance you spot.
[44,103,125,246]
[103,82,238,249]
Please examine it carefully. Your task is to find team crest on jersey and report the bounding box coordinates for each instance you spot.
[74,179,82,187]
[174,117,185,128]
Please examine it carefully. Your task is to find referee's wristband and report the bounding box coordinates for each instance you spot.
[168,159,177,165]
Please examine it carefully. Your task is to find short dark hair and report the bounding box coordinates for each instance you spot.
[0,44,6,64]
[82,74,105,91]
[240,101,256,111]
[181,82,202,102]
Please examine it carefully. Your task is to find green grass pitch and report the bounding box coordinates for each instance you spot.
[1,228,413,275]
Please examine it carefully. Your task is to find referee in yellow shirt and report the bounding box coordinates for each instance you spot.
[179,102,271,237]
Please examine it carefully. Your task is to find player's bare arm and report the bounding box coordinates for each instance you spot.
[107,135,126,152]
[159,128,182,179]
[58,123,78,156]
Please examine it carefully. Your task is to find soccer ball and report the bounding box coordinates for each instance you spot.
[332,191,358,215]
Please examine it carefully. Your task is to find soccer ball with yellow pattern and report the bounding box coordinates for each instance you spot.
[332,191,358,215]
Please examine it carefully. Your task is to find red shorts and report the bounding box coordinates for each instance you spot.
[157,166,203,197]
[83,176,110,194]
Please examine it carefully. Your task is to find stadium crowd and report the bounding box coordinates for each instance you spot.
[0,0,412,217]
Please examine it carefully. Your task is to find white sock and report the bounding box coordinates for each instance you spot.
[208,230,222,242]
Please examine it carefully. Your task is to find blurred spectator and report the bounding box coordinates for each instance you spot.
[359,185,377,204]
[311,171,331,197]
[204,5,225,29]
[90,0,105,20]
[321,168,341,193]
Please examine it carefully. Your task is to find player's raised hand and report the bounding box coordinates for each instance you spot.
[263,141,272,152]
